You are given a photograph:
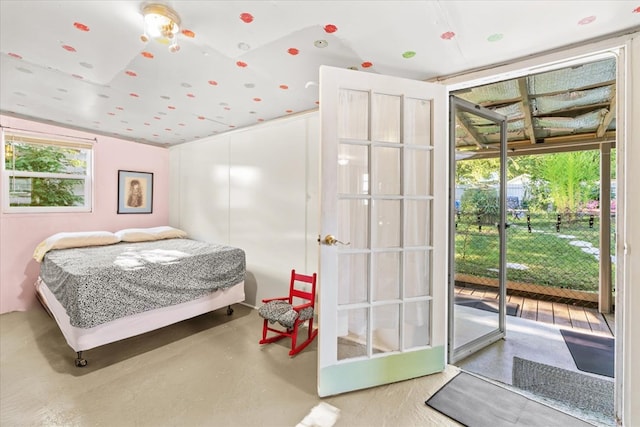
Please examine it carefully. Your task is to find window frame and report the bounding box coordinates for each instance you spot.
[2,129,94,214]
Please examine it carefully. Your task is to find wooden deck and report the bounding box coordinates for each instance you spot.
[455,285,614,338]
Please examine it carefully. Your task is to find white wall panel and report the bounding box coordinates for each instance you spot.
[170,137,231,244]
[169,112,319,308]
[229,116,319,307]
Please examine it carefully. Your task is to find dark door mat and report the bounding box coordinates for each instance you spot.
[560,329,614,378]
[455,295,519,316]
[426,371,592,427]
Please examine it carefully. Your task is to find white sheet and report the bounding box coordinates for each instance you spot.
[35,277,245,353]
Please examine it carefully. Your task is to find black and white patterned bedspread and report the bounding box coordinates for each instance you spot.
[39,239,246,329]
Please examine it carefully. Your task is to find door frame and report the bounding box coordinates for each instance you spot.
[447,95,508,364]
[437,34,632,422]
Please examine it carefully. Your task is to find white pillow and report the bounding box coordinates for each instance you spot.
[33,231,120,262]
[114,226,188,242]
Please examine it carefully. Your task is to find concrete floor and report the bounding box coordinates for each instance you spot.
[1,304,461,427]
[454,305,581,384]
[1,303,614,426]
[455,306,615,427]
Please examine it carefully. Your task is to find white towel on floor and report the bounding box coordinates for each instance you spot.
[296,402,341,427]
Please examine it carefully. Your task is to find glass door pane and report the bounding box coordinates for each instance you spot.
[449,96,508,363]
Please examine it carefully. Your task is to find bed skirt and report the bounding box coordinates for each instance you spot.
[35,277,245,353]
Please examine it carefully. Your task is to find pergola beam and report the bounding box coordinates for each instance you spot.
[597,91,616,138]
[517,78,537,145]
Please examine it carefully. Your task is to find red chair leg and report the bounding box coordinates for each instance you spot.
[307,318,315,339]
[259,319,289,345]
[288,318,318,356]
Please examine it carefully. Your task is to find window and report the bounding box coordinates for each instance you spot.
[2,129,93,213]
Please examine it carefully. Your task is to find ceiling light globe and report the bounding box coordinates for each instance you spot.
[144,13,166,38]
[141,4,181,45]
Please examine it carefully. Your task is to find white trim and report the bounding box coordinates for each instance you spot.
[435,32,634,90]
[619,32,639,427]
[3,130,95,149]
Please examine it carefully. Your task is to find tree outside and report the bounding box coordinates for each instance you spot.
[455,149,615,297]
[5,143,86,207]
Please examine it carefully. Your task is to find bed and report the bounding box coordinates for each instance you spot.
[33,227,246,367]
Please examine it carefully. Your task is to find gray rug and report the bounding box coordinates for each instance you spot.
[512,357,614,422]
[426,371,592,427]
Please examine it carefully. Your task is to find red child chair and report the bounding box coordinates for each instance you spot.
[258,269,318,356]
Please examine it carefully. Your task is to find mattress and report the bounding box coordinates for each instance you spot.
[39,238,246,328]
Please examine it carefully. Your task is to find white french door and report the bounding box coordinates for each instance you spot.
[318,66,447,397]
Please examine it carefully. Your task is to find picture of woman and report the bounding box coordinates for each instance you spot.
[118,170,153,214]
[126,179,144,208]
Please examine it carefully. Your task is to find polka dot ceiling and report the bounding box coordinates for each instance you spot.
[1,1,638,146]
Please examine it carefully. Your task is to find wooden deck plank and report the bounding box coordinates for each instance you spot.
[480,289,499,300]
[520,297,538,321]
[536,300,555,324]
[457,287,475,296]
[507,294,523,304]
[552,302,573,328]
[584,308,614,336]
[454,286,615,338]
[464,287,486,298]
[567,304,592,331]
[508,295,525,314]
[604,313,615,335]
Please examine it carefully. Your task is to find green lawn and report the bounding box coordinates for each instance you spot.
[454,213,614,293]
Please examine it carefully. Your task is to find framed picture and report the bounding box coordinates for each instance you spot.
[118,170,153,214]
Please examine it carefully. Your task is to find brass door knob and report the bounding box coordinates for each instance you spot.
[320,235,350,246]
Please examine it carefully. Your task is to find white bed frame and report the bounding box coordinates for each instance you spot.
[35,277,245,366]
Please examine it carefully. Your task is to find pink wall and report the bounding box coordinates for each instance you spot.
[0,115,170,313]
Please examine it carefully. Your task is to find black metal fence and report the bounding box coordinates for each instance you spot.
[454,210,615,305]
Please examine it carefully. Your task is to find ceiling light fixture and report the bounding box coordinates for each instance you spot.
[140,3,181,53]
